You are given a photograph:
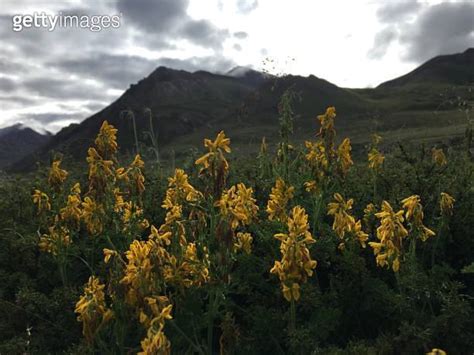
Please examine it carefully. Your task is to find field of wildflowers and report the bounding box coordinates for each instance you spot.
[1,93,473,354]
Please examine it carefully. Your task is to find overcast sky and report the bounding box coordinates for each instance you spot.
[0,0,473,133]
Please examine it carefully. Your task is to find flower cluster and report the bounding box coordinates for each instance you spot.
[195,131,231,195]
[32,189,51,214]
[217,183,258,230]
[401,195,435,242]
[317,106,336,153]
[327,193,368,249]
[305,107,354,193]
[139,304,173,355]
[369,201,408,272]
[38,224,71,255]
[336,138,353,176]
[75,276,113,344]
[266,178,295,223]
[95,120,118,157]
[368,134,385,171]
[48,158,68,191]
[270,206,317,302]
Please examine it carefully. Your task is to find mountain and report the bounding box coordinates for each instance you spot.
[226,66,272,87]
[378,48,474,88]
[12,65,372,171]
[25,67,263,161]
[0,124,51,169]
[9,49,473,171]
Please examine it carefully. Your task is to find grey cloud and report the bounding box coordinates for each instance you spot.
[0,57,31,74]
[0,95,36,106]
[0,77,16,92]
[0,0,238,132]
[116,0,230,51]
[236,0,258,14]
[400,2,474,62]
[233,31,248,39]
[117,0,187,32]
[376,1,421,23]
[49,54,158,89]
[367,27,397,59]
[180,20,229,50]
[233,44,242,51]
[370,1,474,62]
[22,77,112,101]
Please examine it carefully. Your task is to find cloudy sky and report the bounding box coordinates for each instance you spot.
[0,0,473,133]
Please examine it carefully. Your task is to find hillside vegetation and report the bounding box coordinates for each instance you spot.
[1,92,473,354]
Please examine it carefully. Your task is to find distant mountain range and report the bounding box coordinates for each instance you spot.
[3,48,473,171]
[0,124,51,169]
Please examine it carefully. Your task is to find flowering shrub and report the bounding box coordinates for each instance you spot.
[0,99,467,354]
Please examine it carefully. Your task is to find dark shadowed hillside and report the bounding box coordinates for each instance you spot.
[0,124,51,169]
[378,48,474,88]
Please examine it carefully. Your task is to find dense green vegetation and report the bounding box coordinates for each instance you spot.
[1,92,473,354]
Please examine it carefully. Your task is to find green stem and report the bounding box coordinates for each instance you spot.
[207,289,215,355]
[289,298,296,334]
[373,171,378,202]
[169,320,204,355]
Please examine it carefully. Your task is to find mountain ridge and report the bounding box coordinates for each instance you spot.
[6,48,473,171]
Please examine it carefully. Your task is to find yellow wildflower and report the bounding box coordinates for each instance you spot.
[81,197,104,235]
[270,206,317,302]
[368,148,385,171]
[432,148,447,167]
[195,130,231,176]
[234,232,253,254]
[217,183,258,230]
[39,225,71,255]
[60,185,82,228]
[32,189,51,214]
[162,169,201,210]
[364,203,376,222]
[121,240,154,305]
[372,133,382,145]
[282,283,300,303]
[327,193,355,238]
[103,248,117,264]
[138,304,173,355]
[327,193,368,248]
[86,147,114,194]
[337,138,353,176]
[128,154,146,195]
[305,140,328,170]
[426,349,447,355]
[401,195,435,241]
[266,178,294,223]
[353,220,369,248]
[48,159,68,190]
[95,120,118,157]
[317,106,336,134]
[75,276,113,344]
[304,180,318,193]
[440,192,455,216]
[369,201,408,272]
